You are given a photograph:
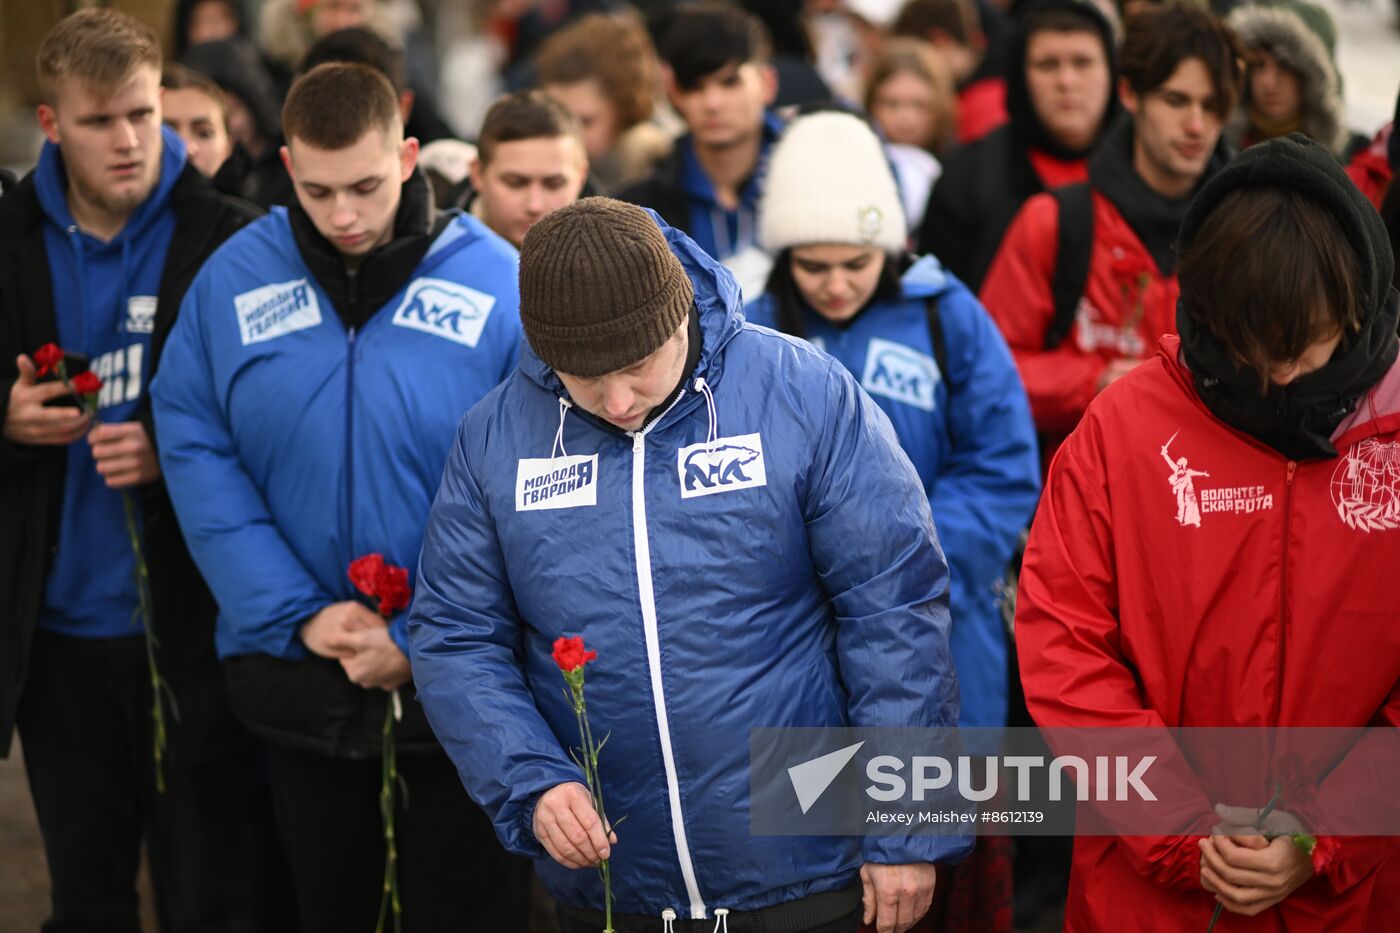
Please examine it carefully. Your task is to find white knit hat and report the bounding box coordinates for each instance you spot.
[758,111,907,254]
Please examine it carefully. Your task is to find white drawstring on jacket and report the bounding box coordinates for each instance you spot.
[694,377,718,449]
[658,905,728,931]
[551,396,573,459]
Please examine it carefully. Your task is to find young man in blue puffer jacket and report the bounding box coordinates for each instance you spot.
[152,63,528,932]
[409,197,971,933]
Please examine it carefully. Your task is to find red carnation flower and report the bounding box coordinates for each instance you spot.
[348,553,412,617]
[71,371,103,396]
[376,564,411,616]
[349,553,387,599]
[34,343,63,377]
[552,635,597,673]
[1310,836,1340,875]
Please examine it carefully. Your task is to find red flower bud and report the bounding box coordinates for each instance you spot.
[1310,836,1340,875]
[347,553,413,617]
[34,343,63,377]
[71,371,103,396]
[552,635,597,673]
[376,564,411,616]
[349,554,387,599]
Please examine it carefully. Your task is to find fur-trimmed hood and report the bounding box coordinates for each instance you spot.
[1227,2,1347,156]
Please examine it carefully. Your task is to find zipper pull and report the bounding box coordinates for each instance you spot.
[1286,461,1296,485]
[633,432,644,452]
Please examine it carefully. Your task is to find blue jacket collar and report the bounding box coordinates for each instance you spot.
[677,110,784,207]
[899,254,952,300]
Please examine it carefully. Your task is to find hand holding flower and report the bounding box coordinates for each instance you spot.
[1198,832,1313,917]
[301,600,385,659]
[3,353,90,446]
[338,625,411,690]
[89,422,161,488]
[534,781,617,869]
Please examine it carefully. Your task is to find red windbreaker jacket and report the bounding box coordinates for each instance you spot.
[980,189,1179,457]
[1017,336,1400,931]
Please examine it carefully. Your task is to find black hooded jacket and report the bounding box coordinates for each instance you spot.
[1178,134,1400,460]
[183,37,294,208]
[916,0,1119,290]
[0,165,259,759]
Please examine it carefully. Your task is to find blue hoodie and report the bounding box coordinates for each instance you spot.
[747,257,1041,728]
[36,126,185,639]
[409,219,969,921]
[680,111,783,261]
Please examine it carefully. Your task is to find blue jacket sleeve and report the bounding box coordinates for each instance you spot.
[150,277,332,659]
[930,289,1041,724]
[408,416,584,859]
[801,358,973,865]
[931,289,1040,581]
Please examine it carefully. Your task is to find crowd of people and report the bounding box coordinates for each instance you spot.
[1,0,1398,932]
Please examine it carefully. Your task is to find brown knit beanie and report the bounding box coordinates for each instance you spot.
[519,198,695,378]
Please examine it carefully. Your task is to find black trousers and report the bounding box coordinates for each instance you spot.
[266,743,531,933]
[16,629,271,933]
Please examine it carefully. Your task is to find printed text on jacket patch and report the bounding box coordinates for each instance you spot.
[517,455,599,511]
[392,277,495,348]
[677,433,767,499]
[235,278,322,345]
[125,295,157,334]
[861,338,939,411]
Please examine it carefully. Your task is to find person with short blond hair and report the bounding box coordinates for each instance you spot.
[35,6,161,104]
[1,8,265,931]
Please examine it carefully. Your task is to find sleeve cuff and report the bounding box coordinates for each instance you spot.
[389,614,412,658]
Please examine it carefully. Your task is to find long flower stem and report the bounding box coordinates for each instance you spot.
[122,472,173,794]
[60,363,173,793]
[376,690,402,933]
[570,679,614,933]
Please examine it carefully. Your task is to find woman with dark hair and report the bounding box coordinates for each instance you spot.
[1016,133,1400,930]
[749,106,1039,933]
[161,63,234,179]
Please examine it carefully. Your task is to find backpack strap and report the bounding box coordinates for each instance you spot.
[923,294,950,386]
[923,294,955,447]
[1045,182,1094,351]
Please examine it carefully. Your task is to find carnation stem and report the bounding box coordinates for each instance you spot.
[570,677,614,933]
[123,491,173,794]
[376,689,402,933]
[59,362,176,795]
